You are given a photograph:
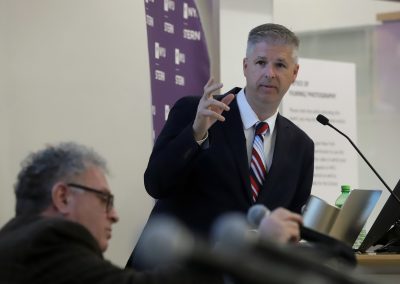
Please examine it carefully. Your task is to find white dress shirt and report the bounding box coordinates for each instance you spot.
[236,89,278,170]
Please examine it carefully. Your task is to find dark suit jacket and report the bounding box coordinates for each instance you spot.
[128,88,314,270]
[144,87,314,234]
[0,215,221,284]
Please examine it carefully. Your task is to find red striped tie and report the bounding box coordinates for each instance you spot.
[249,122,269,202]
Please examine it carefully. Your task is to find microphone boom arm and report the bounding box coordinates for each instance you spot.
[325,120,400,206]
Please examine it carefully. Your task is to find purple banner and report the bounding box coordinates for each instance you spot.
[144,0,210,139]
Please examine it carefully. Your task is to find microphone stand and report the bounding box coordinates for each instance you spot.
[317,114,400,207]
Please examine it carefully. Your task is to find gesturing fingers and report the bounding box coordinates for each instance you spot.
[202,97,230,114]
[202,78,223,100]
[197,108,226,122]
[193,79,233,141]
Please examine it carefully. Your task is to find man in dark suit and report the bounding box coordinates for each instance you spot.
[0,142,221,284]
[129,23,313,269]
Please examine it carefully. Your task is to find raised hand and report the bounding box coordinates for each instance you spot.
[192,78,235,141]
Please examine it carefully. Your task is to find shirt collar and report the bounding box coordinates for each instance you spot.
[237,88,278,133]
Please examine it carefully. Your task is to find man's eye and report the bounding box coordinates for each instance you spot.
[276,63,287,68]
[99,195,108,203]
[256,61,266,66]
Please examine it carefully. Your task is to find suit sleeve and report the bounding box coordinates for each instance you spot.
[144,96,203,199]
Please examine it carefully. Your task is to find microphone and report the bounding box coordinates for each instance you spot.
[316,114,400,206]
[247,204,270,228]
[138,215,291,284]
[316,114,329,125]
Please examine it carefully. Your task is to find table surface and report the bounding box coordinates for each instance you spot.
[356,253,400,275]
[357,253,400,265]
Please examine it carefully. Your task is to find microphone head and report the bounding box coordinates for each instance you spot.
[247,204,268,228]
[316,114,329,125]
[137,215,194,266]
[211,213,250,250]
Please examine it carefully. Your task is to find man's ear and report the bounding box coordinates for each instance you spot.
[243,57,248,75]
[292,64,299,83]
[51,183,71,214]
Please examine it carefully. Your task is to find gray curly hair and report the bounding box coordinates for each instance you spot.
[14,142,108,216]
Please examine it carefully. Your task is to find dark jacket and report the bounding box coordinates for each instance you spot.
[129,88,314,270]
[144,88,314,235]
[0,215,221,284]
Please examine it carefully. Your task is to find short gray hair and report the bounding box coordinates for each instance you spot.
[14,142,108,216]
[246,23,299,62]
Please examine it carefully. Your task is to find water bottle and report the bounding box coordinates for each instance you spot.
[335,185,351,208]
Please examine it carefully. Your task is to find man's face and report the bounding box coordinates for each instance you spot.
[243,41,299,113]
[66,166,119,252]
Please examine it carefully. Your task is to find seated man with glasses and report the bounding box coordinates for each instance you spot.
[0,142,221,284]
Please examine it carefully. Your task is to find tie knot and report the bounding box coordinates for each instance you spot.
[255,122,269,136]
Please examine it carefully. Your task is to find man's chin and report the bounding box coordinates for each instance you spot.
[98,239,109,252]
[101,243,108,252]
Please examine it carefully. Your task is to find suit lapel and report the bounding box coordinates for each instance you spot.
[220,96,253,202]
[258,114,292,203]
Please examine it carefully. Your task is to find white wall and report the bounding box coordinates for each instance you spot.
[0,0,11,226]
[274,0,400,33]
[195,0,220,81]
[219,0,273,90]
[1,0,154,267]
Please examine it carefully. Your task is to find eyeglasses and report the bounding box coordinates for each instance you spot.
[67,183,114,213]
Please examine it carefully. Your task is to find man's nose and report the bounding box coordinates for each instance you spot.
[108,207,119,223]
[264,64,276,78]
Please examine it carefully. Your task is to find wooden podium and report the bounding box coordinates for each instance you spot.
[356,253,400,281]
[357,253,400,268]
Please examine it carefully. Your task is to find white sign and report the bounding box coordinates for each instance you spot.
[282,58,358,204]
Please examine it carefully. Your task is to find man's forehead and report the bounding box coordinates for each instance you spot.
[254,55,289,61]
[75,167,110,191]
